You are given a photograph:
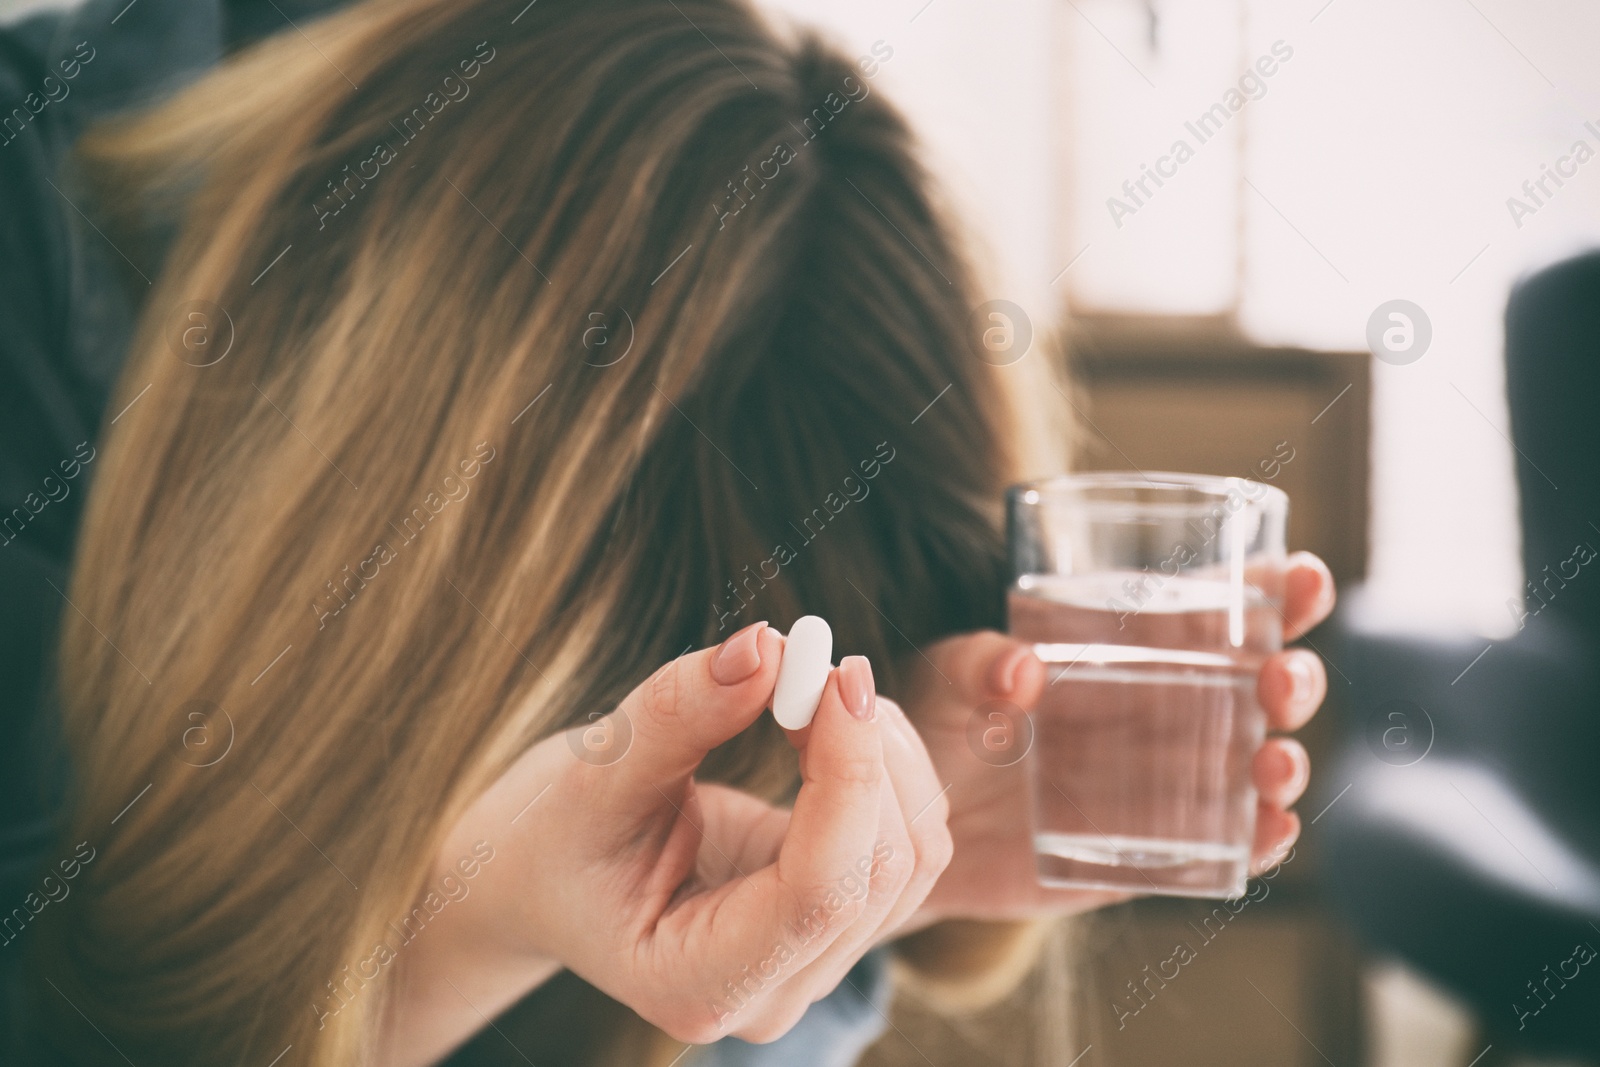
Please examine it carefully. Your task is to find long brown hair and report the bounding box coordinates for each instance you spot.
[29,0,1051,1062]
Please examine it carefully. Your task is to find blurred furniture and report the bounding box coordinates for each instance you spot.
[1065,312,1369,585]
[1319,251,1600,1062]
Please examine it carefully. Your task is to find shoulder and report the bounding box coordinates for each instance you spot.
[0,10,85,559]
[0,0,351,555]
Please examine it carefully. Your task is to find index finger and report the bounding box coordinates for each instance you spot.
[777,666,885,905]
[713,667,886,973]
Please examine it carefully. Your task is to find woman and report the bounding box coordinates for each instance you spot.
[2,0,1334,1062]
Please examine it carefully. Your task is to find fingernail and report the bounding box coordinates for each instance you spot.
[1269,744,1297,783]
[1291,756,1311,796]
[991,646,1030,695]
[712,621,767,686]
[1289,562,1317,601]
[1287,654,1315,703]
[838,656,876,721]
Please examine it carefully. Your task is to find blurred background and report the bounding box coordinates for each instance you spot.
[9,0,1595,1062]
[733,1,1600,1065]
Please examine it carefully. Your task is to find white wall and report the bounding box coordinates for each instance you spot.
[876,0,1600,640]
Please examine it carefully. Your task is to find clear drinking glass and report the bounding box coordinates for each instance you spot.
[1007,471,1288,899]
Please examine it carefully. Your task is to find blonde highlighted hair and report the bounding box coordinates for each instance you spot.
[29,0,1060,1062]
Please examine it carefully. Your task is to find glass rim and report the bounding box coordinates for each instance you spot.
[1006,470,1287,515]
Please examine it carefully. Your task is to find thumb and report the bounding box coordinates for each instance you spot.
[920,630,1047,711]
[583,621,784,807]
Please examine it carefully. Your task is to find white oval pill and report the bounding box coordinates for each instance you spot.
[771,615,832,730]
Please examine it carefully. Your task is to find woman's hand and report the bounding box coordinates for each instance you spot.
[382,622,952,1066]
[893,552,1337,929]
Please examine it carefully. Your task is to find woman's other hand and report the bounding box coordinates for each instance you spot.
[894,551,1337,929]
[382,622,951,1065]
